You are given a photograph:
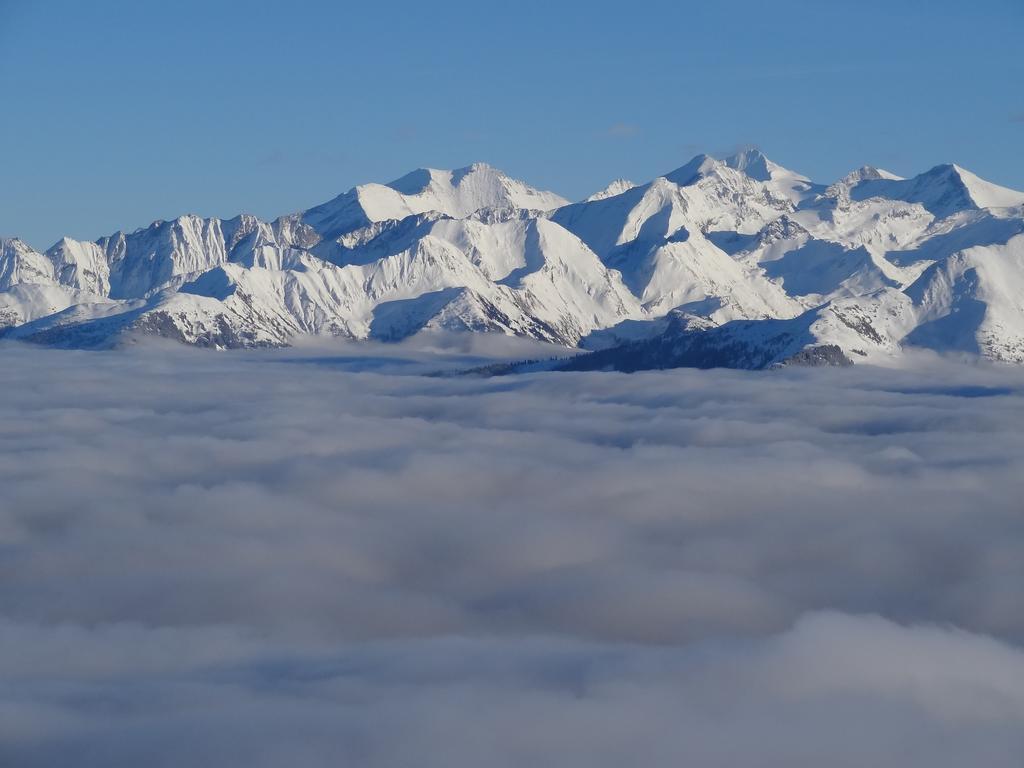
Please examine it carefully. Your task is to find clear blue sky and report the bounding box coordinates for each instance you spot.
[2,0,1022,249]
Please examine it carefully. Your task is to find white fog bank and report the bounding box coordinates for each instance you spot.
[2,340,1023,766]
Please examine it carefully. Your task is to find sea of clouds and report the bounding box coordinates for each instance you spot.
[2,336,1024,766]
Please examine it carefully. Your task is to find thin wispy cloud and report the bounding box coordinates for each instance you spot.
[604,122,640,138]
[256,149,287,166]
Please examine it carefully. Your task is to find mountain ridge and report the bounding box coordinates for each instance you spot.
[3,151,1024,369]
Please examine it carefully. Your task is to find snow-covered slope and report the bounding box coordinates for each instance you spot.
[2,151,1024,368]
[902,234,1024,361]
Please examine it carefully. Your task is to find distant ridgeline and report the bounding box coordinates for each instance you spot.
[3,150,1024,370]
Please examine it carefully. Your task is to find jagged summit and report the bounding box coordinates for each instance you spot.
[386,162,505,194]
[660,150,819,207]
[584,179,638,202]
[1,237,35,254]
[849,165,903,182]
[663,148,802,185]
[296,162,568,243]
[822,166,903,201]
[2,151,1024,368]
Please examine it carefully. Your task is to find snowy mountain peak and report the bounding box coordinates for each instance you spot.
[585,179,638,202]
[660,150,818,207]
[450,161,500,182]
[850,163,1024,217]
[1,238,56,292]
[823,166,903,200]
[939,164,1024,210]
[1,237,34,254]
[385,167,450,195]
[722,147,773,181]
[665,148,790,186]
[297,163,568,244]
[663,154,721,187]
[841,165,903,184]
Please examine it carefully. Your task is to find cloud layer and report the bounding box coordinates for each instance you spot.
[2,339,1024,765]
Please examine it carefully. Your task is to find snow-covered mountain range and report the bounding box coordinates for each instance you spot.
[3,150,1024,368]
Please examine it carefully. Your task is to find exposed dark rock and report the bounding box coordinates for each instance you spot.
[774,344,853,367]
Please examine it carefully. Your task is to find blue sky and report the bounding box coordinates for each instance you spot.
[1,0,1022,249]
